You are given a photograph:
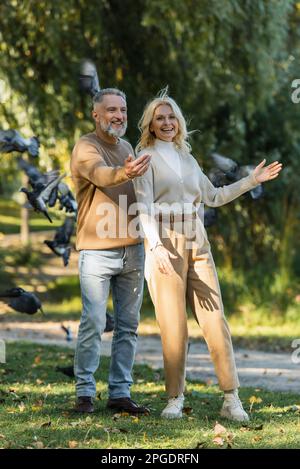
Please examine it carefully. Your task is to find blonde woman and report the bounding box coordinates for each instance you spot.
[134,90,282,421]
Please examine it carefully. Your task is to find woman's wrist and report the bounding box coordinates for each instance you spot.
[150,242,163,251]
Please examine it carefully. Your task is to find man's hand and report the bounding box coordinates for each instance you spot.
[152,245,177,275]
[253,159,283,183]
[125,153,151,179]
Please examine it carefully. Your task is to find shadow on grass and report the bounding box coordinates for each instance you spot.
[1,342,300,449]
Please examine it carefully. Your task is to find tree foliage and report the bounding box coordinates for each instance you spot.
[0,0,299,312]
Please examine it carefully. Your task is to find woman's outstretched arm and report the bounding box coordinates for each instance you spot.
[198,160,282,208]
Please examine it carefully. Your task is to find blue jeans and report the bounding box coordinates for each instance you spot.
[74,243,145,399]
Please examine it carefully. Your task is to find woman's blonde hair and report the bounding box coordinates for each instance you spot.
[136,87,191,155]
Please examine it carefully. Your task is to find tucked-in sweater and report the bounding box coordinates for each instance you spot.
[70,132,141,250]
[133,142,260,250]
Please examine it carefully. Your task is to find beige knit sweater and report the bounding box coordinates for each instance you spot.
[70,132,141,250]
[134,143,260,249]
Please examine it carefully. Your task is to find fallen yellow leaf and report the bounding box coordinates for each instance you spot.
[249,396,262,412]
[68,440,78,448]
[213,436,224,446]
[214,422,227,436]
[249,396,262,404]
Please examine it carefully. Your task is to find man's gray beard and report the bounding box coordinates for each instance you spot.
[100,120,127,138]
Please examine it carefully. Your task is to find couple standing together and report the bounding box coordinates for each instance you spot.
[70,88,282,420]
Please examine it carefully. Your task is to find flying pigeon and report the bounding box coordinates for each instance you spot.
[61,324,73,342]
[204,208,217,227]
[209,153,264,200]
[57,181,78,214]
[0,287,44,315]
[79,59,100,97]
[0,129,39,157]
[44,216,75,266]
[211,153,238,178]
[20,173,66,222]
[55,312,115,378]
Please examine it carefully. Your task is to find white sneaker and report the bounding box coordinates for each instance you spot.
[220,390,249,422]
[161,394,185,419]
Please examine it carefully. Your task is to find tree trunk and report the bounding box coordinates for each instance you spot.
[20,156,30,246]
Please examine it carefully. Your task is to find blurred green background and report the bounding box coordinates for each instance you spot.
[0,0,299,337]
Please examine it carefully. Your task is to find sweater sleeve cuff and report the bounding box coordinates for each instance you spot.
[248,171,260,187]
[250,171,260,187]
[149,240,163,251]
[118,166,131,182]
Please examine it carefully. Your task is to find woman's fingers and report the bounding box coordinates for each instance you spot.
[257,159,266,168]
[267,162,282,171]
[164,259,174,275]
[268,164,282,178]
[159,257,174,275]
[267,161,279,167]
[154,246,176,275]
[159,263,172,275]
[270,169,282,176]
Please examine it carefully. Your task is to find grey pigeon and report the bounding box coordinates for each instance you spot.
[18,157,65,207]
[18,157,60,190]
[104,312,114,333]
[55,312,115,378]
[211,153,238,178]
[79,59,100,97]
[208,168,229,187]
[0,129,39,157]
[44,216,75,266]
[204,208,217,227]
[55,365,74,378]
[209,153,264,200]
[20,185,53,223]
[0,287,43,315]
[20,173,66,222]
[58,181,78,214]
[61,324,73,342]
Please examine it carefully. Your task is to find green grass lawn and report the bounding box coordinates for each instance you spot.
[0,342,300,449]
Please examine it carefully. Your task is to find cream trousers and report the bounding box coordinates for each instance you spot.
[144,224,239,396]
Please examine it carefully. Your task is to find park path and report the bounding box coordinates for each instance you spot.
[0,319,300,393]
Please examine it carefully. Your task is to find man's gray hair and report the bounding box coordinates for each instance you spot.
[93,88,126,105]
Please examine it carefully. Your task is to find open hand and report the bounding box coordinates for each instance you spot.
[253,159,283,183]
[124,153,151,179]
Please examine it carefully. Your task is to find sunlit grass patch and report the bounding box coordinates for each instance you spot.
[1,342,300,449]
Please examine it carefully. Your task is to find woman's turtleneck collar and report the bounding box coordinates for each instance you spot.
[154,138,176,149]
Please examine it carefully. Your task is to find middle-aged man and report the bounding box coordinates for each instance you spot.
[70,88,151,414]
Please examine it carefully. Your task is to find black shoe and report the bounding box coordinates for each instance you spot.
[107,397,150,415]
[73,396,94,413]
